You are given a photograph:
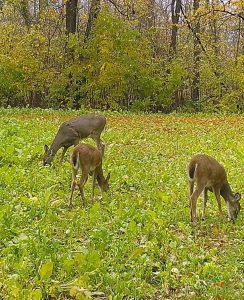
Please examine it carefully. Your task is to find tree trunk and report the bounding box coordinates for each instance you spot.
[84,0,101,42]
[147,0,155,28]
[66,0,78,35]
[20,0,32,27]
[170,0,181,54]
[170,0,182,110]
[192,0,200,106]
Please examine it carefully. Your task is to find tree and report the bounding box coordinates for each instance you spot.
[19,0,32,27]
[192,0,200,105]
[85,0,101,41]
[66,0,78,35]
[170,0,181,54]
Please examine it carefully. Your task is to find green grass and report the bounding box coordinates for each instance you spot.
[0,108,243,299]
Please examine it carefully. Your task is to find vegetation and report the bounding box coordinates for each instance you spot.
[0,108,243,299]
[0,1,243,112]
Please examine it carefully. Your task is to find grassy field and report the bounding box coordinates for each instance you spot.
[0,109,243,299]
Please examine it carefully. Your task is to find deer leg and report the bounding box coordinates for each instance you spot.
[92,170,97,201]
[73,139,79,147]
[202,188,208,220]
[60,146,68,164]
[69,169,78,207]
[190,183,205,225]
[213,186,222,215]
[188,180,194,207]
[77,173,88,206]
[92,134,105,156]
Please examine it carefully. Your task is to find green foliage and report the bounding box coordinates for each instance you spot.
[0,9,65,108]
[0,109,243,299]
[0,8,187,111]
[200,55,244,112]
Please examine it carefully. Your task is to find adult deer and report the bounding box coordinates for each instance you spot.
[188,154,241,224]
[69,143,110,206]
[43,114,106,165]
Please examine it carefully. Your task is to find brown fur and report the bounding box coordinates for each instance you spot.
[69,143,110,206]
[43,114,106,165]
[188,154,241,224]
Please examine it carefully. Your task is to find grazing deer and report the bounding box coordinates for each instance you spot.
[43,114,106,165]
[69,143,110,206]
[188,154,241,224]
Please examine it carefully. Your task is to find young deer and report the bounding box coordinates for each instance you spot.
[43,114,106,165]
[188,154,241,224]
[69,143,110,206]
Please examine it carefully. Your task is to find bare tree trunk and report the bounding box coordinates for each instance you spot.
[170,0,181,54]
[236,19,244,59]
[66,0,78,35]
[192,0,200,107]
[20,0,32,27]
[84,0,101,42]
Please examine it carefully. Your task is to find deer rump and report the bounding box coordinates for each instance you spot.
[188,156,227,195]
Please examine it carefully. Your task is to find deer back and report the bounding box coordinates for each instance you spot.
[188,154,227,188]
[67,114,106,139]
[71,143,102,172]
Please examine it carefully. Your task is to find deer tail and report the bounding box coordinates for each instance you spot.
[71,151,79,170]
[188,162,198,181]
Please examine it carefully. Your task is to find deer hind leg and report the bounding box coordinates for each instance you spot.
[202,188,208,220]
[188,180,194,207]
[213,186,222,215]
[77,172,89,206]
[73,139,79,147]
[190,182,205,225]
[91,134,105,156]
[69,168,78,207]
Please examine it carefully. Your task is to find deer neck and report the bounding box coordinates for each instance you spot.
[50,135,63,155]
[96,164,106,186]
[220,181,234,202]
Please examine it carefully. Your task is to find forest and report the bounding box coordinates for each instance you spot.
[0,1,244,300]
[0,0,243,112]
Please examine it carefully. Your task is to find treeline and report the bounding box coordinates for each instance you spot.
[0,0,243,112]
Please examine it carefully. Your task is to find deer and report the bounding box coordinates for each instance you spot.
[69,143,110,206]
[43,114,106,165]
[188,154,241,225]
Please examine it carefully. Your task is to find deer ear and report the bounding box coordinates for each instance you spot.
[44,144,49,153]
[106,172,111,181]
[234,193,241,202]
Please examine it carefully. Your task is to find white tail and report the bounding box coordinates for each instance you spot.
[69,143,110,207]
[188,163,198,182]
[71,152,79,170]
[188,154,241,224]
[43,114,106,165]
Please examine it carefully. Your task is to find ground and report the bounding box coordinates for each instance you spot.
[0,109,243,299]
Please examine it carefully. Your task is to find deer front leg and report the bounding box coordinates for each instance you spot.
[213,186,222,215]
[202,188,208,220]
[60,146,68,164]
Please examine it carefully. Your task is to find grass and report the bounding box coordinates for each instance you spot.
[0,108,243,299]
